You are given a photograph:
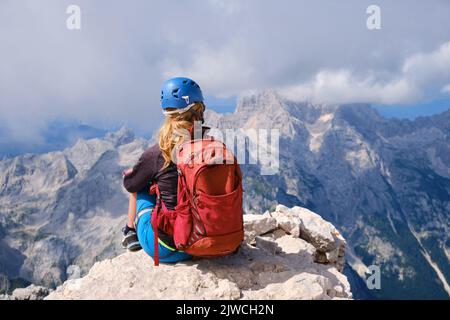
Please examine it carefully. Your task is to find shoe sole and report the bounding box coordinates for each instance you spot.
[122,233,142,252]
[121,232,137,247]
[127,241,142,251]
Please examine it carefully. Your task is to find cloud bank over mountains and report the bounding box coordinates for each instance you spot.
[1,0,450,141]
[279,42,450,104]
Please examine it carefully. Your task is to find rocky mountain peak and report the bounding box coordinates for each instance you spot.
[43,205,351,300]
[206,90,299,139]
[236,89,285,114]
[205,89,450,299]
[105,127,135,147]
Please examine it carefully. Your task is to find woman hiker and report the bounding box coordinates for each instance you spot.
[120,77,205,263]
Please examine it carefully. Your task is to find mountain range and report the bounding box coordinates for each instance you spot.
[0,128,145,290]
[0,90,449,299]
[207,90,450,299]
[0,120,107,158]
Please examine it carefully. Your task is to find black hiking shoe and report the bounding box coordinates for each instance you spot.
[121,226,142,252]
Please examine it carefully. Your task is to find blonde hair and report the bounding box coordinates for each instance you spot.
[158,102,205,169]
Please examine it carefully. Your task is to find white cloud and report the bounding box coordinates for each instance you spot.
[278,70,417,105]
[279,42,450,105]
[162,40,254,98]
[1,0,450,142]
[442,84,450,94]
[208,0,241,15]
[403,42,450,89]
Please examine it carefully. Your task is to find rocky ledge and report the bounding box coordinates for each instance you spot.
[43,205,351,300]
[0,285,50,300]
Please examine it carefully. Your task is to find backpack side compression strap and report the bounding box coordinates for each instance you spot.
[150,185,162,266]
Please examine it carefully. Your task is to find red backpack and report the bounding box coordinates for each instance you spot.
[149,135,244,266]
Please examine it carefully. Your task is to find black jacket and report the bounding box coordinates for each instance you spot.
[123,144,178,210]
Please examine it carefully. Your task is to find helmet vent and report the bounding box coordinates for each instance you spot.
[182,80,188,84]
[172,88,180,98]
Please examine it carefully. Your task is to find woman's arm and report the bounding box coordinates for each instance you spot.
[126,192,137,229]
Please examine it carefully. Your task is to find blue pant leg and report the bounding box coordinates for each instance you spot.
[135,191,156,213]
[135,191,192,263]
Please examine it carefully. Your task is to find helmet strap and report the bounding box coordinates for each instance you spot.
[163,103,204,124]
[162,104,193,116]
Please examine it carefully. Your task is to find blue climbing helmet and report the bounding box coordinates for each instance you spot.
[160,77,204,114]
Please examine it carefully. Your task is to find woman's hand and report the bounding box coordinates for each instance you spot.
[122,168,133,178]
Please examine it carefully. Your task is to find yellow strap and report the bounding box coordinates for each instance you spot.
[157,238,177,252]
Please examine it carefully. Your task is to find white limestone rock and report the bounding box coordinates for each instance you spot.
[271,205,346,271]
[46,208,351,300]
[11,284,50,300]
[243,212,278,243]
[66,265,82,280]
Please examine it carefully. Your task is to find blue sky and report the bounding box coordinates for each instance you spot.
[207,96,450,120]
[204,96,237,114]
[1,0,450,141]
[373,97,450,119]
